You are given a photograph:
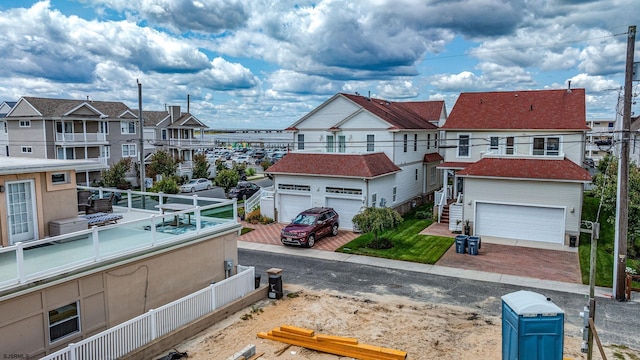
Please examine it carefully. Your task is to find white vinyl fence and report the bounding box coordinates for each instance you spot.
[41,266,255,360]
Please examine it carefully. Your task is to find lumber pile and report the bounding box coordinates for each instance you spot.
[257,325,407,360]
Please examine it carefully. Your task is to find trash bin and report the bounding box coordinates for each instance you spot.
[267,268,283,299]
[455,235,468,254]
[468,236,480,255]
[569,235,577,247]
[254,274,261,289]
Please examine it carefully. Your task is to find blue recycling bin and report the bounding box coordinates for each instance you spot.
[468,236,479,255]
[455,235,468,254]
[502,290,564,360]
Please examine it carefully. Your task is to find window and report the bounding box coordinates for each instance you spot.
[427,133,431,149]
[366,134,374,151]
[403,134,408,152]
[161,129,168,140]
[19,120,31,127]
[414,134,418,151]
[2,121,6,134]
[371,193,377,207]
[430,166,437,185]
[120,121,136,134]
[392,187,397,202]
[278,184,311,191]
[57,147,74,160]
[533,137,560,156]
[99,121,109,134]
[297,134,304,150]
[415,168,419,181]
[51,172,69,184]
[338,135,346,153]
[49,302,80,343]
[326,187,362,195]
[435,133,438,148]
[489,137,499,151]
[505,137,515,155]
[326,135,335,152]
[122,143,137,157]
[457,134,470,157]
[21,146,32,153]
[101,145,111,159]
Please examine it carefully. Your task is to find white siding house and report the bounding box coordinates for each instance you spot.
[268,93,447,230]
[438,89,592,246]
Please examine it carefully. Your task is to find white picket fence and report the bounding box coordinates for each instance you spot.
[41,265,256,360]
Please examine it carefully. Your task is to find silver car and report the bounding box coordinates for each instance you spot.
[180,178,213,192]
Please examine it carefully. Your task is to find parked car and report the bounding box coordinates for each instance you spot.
[228,181,260,199]
[180,178,213,192]
[281,207,339,248]
[233,155,252,165]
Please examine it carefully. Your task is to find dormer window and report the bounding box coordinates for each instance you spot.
[533,136,560,156]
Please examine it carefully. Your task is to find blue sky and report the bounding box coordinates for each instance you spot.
[0,0,637,129]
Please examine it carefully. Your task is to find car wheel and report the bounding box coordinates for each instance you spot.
[190,187,195,192]
[306,234,315,248]
[331,224,339,236]
[207,185,212,190]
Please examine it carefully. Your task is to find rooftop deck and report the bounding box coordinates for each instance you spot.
[0,187,241,296]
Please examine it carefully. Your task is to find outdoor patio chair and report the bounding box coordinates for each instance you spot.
[77,191,93,213]
[86,193,115,214]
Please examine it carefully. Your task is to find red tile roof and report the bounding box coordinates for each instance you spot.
[457,157,592,182]
[266,152,401,178]
[423,153,444,163]
[339,93,441,130]
[442,89,589,130]
[436,162,472,169]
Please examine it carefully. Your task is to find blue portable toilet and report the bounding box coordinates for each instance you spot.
[502,290,564,360]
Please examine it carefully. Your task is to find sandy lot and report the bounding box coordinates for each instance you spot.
[159,285,640,360]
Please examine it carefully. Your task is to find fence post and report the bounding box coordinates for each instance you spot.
[210,282,217,311]
[149,309,157,340]
[69,343,76,360]
[16,242,25,284]
[196,206,201,231]
[150,215,157,246]
[92,226,100,260]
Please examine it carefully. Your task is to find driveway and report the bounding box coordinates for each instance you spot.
[238,220,583,284]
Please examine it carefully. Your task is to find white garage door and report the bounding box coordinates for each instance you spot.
[326,197,363,231]
[278,194,312,223]
[475,203,565,244]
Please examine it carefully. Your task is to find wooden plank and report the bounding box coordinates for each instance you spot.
[279,325,315,337]
[315,334,359,345]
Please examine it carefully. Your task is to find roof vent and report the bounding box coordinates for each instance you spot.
[530,105,533,111]
[567,80,572,93]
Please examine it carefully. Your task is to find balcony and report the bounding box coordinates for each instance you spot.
[168,138,206,149]
[0,188,240,295]
[55,132,108,145]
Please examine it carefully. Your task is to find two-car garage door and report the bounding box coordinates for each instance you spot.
[475,203,565,244]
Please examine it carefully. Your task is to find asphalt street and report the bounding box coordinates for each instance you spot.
[239,248,640,351]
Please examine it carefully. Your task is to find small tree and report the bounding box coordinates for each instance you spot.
[352,207,403,249]
[150,176,180,195]
[192,153,210,179]
[216,169,240,193]
[147,150,178,180]
[101,158,132,189]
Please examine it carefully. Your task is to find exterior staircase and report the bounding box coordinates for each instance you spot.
[440,203,450,224]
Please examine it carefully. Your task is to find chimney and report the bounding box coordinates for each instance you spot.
[169,105,181,123]
[567,80,572,93]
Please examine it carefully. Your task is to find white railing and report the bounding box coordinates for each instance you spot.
[169,139,206,147]
[55,132,107,143]
[244,188,264,213]
[41,266,256,360]
[435,189,446,223]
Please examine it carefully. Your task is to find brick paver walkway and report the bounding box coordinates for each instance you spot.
[239,220,583,284]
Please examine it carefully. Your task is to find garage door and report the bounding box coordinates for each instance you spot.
[278,194,312,223]
[326,197,363,231]
[475,203,565,244]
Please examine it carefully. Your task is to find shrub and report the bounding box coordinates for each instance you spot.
[415,210,429,219]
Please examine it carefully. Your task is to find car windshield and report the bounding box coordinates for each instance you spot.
[292,214,316,225]
[185,180,197,185]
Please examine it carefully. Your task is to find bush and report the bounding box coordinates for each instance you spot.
[415,210,429,219]
[244,207,273,224]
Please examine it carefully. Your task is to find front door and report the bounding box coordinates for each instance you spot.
[6,180,38,244]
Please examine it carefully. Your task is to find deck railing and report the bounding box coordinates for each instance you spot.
[40,266,256,360]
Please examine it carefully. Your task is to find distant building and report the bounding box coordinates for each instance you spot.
[585,119,615,165]
[0,101,16,157]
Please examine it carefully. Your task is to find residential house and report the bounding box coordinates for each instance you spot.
[0,101,16,156]
[137,105,209,180]
[585,119,615,164]
[437,89,592,246]
[629,115,640,165]
[266,93,446,230]
[4,96,140,184]
[0,157,243,357]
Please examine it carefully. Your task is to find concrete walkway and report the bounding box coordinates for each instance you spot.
[237,220,635,302]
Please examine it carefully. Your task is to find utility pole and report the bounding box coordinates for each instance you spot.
[613,25,636,301]
[138,80,146,196]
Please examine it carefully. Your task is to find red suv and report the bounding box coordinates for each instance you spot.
[281,207,340,247]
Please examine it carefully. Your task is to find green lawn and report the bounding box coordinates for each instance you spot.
[336,206,454,264]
